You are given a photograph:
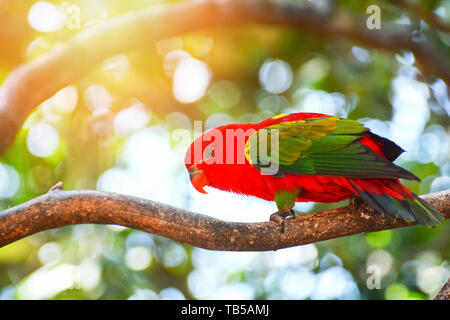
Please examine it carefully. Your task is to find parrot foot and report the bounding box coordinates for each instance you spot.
[270,208,295,233]
[290,208,296,218]
[350,195,363,211]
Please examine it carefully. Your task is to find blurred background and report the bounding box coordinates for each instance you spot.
[0,0,449,300]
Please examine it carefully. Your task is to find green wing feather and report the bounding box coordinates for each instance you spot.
[246,117,419,180]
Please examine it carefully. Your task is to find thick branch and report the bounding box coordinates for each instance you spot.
[1,0,450,154]
[0,187,448,251]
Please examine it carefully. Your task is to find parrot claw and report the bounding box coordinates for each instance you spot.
[350,195,363,211]
[270,209,295,233]
[270,212,286,232]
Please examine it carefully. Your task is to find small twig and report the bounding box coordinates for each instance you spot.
[48,182,64,193]
[0,188,448,251]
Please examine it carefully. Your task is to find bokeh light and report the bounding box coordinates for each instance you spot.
[27,123,60,158]
[128,289,159,300]
[266,245,318,269]
[17,264,78,299]
[26,37,52,60]
[205,113,234,130]
[84,84,113,112]
[292,88,353,117]
[311,267,360,300]
[367,250,393,278]
[125,246,153,271]
[209,283,255,300]
[173,57,212,103]
[0,163,20,199]
[351,46,370,64]
[159,287,186,300]
[78,259,102,291]
[390,71,430,152]
[103,54,130,82]
[209,81,241,109]
[385,283,409,300]
[280,270,316,299]
[417,266,448,296]
[162,243,188,270]
[28,1,66,33]
[97,168,139,195]
[163,49,191,77]
[188,268,218,299]
[259,59,293,94]
[430,176,450,192]
[296,56,330,85]
[38,242,62,265]
[51,86,78,114]
[156,37,184,57]
[113,101,150,137]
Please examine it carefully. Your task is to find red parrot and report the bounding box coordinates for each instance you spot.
[184,112,443,229]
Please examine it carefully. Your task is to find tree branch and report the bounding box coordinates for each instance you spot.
[389,0,450,33]
[0,186,448,251]
[434,277,450,300]
[1,0,449,154]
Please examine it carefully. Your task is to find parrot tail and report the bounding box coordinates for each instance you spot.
[347,179,443,226]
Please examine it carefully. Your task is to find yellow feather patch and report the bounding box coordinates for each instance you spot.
[271,114,288,120]
[244,139,252,165]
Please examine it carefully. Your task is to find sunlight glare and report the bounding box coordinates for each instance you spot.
[280,270,316,299]
[79,259,102,291]
[113,101,150,137]
[159,287,186,300]
[28,1,65,33]
[164,49,191,77]
[84,84,112,112]
[17,264,78,299]
[27,123,60,158]
[52,86,78,113]
[103,54,130,82]
[0,163,20,199]
[125,246,153,271]
[173,57,211,103]
[38,242,62,265]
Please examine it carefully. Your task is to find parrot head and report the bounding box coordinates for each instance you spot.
[184,130,216,194]
[184,123,256,194]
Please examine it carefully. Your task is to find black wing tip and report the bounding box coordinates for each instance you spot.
[367,132,405,161]
[348,180,443,226]
[365,133,419,181]
[360,144,420,181]
[397,168,421,181]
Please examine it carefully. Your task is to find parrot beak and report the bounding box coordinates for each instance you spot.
[188,165,209,194]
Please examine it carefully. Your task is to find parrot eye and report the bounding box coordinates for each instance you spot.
[204,145,216,161]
